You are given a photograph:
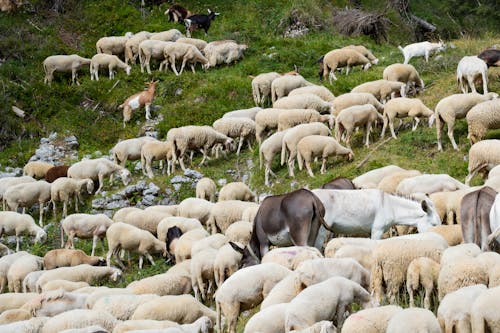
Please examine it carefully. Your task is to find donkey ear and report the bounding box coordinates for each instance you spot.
[229,241,245,254]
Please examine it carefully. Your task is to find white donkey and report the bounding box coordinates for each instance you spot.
[398,41,445,64]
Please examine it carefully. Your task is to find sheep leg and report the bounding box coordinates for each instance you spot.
[63,201,68,219]
[380,116,388,138]
[114,248,126,269]
[305,160,315,177]
[407,282,415,307]
[39,202,44,227]
[190,63,196,74]
[95,173,104,194]
[446,121,459,150]
[321,157,327,175]
[287,157,295,177]
[446,210,455,225]
[138,255,144,269]
[265,166,271,186]
[16,235,20,252]
[346,65,351,75]
[389,119,397,139]
[467,76,477,94]
[170,57,179,76]
[364,124,371,147]
[91,235,98,257]
[108,65,113,80]
[145,252,155,266]
[423,284,433,309]
[179,58,187,75]
[236,137,244,155]
[412,117,420,131]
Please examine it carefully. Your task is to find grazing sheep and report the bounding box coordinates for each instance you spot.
[113,207,142,223]
[23,161,54,179]
[168,229,209,263]
[335,104,383,147]
[271,75,313,103]
[383,63,424,95]
[177,198,215,225]
[438,256,488,300]
[0,292,37,313]
[43,54,92,85]
[466,99,500,145]
[251,72,283,106]
[342,44,379,64]
[50,177,94,218]
[398,41,445,64]
[92,294,159,321]
[428,224,463,245]
[160,42,209,75]
[386,307,441,333]
[22,270,44,293]
[260,246,323,270]
[41,280,89,293]
[157,216,204,243]
[138,39,174,74]
[352,165,406,189]
[43,249,105,270]
[90,54,131,80]
[406,257,440,309]
[0,242,10,257]
[190,248,218,301]
[45,165,70,183]
[7,254,43,293]
[61,213,113,256]
[465,139,500,185]
[320,49,372,83]
[296,136,353,177]
[68,158,131,194]
[203,40,247,67]
[213,243,244,288]
[130,316,212,333]
[224,221,252,245]
[127,272,192,296]
[255,108,290,142]
[124,31,153,65]
[111,136,158,167]
[150,29,184,42]
[342,305,402,333]
[457,55,489,94]
[0,308,32,324]
[145,205,178,216]
[21,289,88,317]
[377,170,422,194]
[218,182,256,202]
[0,176,36,209]
[96,34,131,58]
[259,129,289,186]
[273,94,333,114]
[40,309,118,333]
[195,178,217,202]
[351,79,406,103]
[288,85,336,102]
[140,140,175,178]
[470,286,500,332]
[331,92,383,117]
[0,251,30,293]
[207,200,259,234]
[330,244,373,271]
[213,117,256,155]
[243,303,288,333]
[3,180,51,226]
[222,107,262,121]
[278,109,333,132]
[176,37,208,52]
[0,212,46,252]
[119,81,158,127]
[435,92,498,150]
[396,173,468,195]
[191,233,229,257]
[0,317,48,333]
[381,97,435,139]
[112,319,178,333]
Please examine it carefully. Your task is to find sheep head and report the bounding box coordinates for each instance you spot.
[110,268,123,281]
[118,169,131,186]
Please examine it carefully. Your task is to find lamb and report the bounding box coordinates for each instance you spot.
[41,280,90,293]
[341,305,402,333]
[296,136,353,177]
[160,42,209,75]
[251,72,283,106]
[23,161,54,179]
[222,107,262,121]
[377,170,422,193]
[112,136,158,167]
[435,92,498,150]
[112,320,178,333]
[281,122,331,177]
[406,257,440,309]
[90,54,131,81]
[195,178,217,202]
[466,99,500,145]
[215,263,291,333]
[255,108,290,142]
[138,40,174,74]
[22,270,44,293]
[131,294,216,324]
[396,174,468,195]
[106,222,166,269]
[243,303,288,333]
[381,97,435,139]
[457,55,489,94]
[126,272,192,296]
[224,221,252,245]
[43,249,105,270]
[331,92,384,117]
[213,243,244,288]
[96,34,132,58]
[190,248,217,301]
[3,180,52,226]
[0,317,48,333]
[218,182,256,202]
[206,200,259,234]
[259,273,300,309]
[334,104,383,147]
[383,63,425,95]
[398,40,445,64]
[203,40,247,68]
[273,94,333,114]
[271,75,313,103]
[119,81,158,127]
[352,165,406,189]
[0,212,46,252]
[342,44,379,64]
[259,129,289,186]
[61,213,113,256]
[43,54,92,85]
[35,265,122,292]
[124,31,153,65]
[0,251,30,293]
[471,286,500,332]
[465,139,500,185]
[288,85,336,102]
[45,165,70,183]
[50,177,94,218]
[7,254,43,293]
[0,176,36,209]
[285,276,373,331]
[92,294,160,321]
[67,158,131,194]
[140,140,175,178]
[177,198,215,225]
[175,37,208,52]
[386,308,441,333]
[213,117,256,155]
[320,49,372,83]
[40,309,118,333]
[0,308,32,324]
[351,79,406,103]
[150,29,184,42]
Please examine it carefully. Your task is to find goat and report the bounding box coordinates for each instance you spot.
[184,9,219,38]
[456,56,488,94]
[118,81,158,127]
[165,4,191,23]
[398,41,445,64]
[478,49,500,67]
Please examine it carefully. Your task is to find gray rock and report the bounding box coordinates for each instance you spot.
[92,198,107,209]
[175,88,183,96]
[48,132,58,141]
[160,197,175,205]
[110,193,125,201]
[171,175,191,184]
[217,178,227,186]
[141,195,156,206]
[121,185,138,197]
[136,181,147,191]
[184,168,203,179]
[134,162,142,171]
[144,183,160,196]
[105,199,130,210]
[173,183,182,191]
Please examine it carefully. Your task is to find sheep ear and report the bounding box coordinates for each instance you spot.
[229,241,244,254]
[421,199,429,213]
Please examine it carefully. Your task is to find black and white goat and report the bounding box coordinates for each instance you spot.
[184,9,220,37]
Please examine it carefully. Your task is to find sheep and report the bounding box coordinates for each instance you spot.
[111,136,158,167]
[470,286,500,332]
[0,212,46,252]
[224,221,252,245]
[383,63,424,95]
[285,276,373,331]
[218,182,256,202]
[381,97,435,139]
[243,303,288,333]
[68,158,131,194]
[22,270,44,293]
[177,198,215,225]
[259,246,323,270]
[119,81,158,127]
[131,294,216,324]
[331,92,384,117]
[296,136,353,177]
[112,320,178,333]
[466,99,500,145]
[195,178,217,202]
[203,40,247,68]
[40,309,118,333]
[288,85,336,102]
[341,305,402,333]
[334,104,383,147]
[50,177,94,218]
[465,139,500,185]
[271,75,313,103]
[23,161,54,179]
[96,35,132,58]
[128,316,212,333]
[259,129,288,186]
[121,208,172,235]
[351,79,406,103]
[124,31,153,65]
[191,233,229,257]
[437,284,487,333]
[215,263,291,333]
[157,216,204,242]
[3,180,52,226]
[160,42,209,75]
[329,244,373,272]
[278,109,333,132]
[281,122,331,177]
[396,174,468,195]
[7,254,43,293]
[428,224,463,245]
[175,37,208,52]
[43,54,92,85]
[84,287,132,309]
[342,44,379,64]
[212,117,256,155]
[140,140,175,179]
[255,108,290,142]
[0,242,10,257]
[0,292,38,313]
[206,200,259,234]
[190,248,217,301]
[222,107,262,121]
[213,243,244,288]
[377,170,422,193]
[150,29,184,42]
[398,41,445,64]
[386,307,441,333]
[0,308,32,324]
[437,256,488,300]
[21,289,89,317]
[0,176,36,209]
[406,257,440,309]
[106,222,166,269]
[92,294,160,321]
[43,249,105,270]
[35,265,122,292]
[60,213,113,256]
[352,165,406,189]
[0,251,30,293]
[59,326,110,333]
[45,165,70,183]
[41,280,90,293]
[138,40,174,74]
[457,55,489,94]
[145,205,179,216]
[165,228,208,263]
[251,72,283,106]
[241,206,259,223]
[90,54,131,81]
[273,94,333,114]
[126,273,192,296]
[0,317,48,333]
[436,92,498,151]
[320,49,372,83]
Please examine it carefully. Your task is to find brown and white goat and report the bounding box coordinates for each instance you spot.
[118,81,158,127]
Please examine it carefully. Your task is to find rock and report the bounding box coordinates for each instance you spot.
[91,198,107,209]
[160,197,175,205]
[171,175,191,184]
[242,174,249,183]
[184,168,203,179]
[48,132,58,141]
[173,183,182,191]
[134,161,142,171]
[141,195,156,206]
[175,88,183,96]
[217,178,227,186]
[105,199,130,210]
[144,182,160,196]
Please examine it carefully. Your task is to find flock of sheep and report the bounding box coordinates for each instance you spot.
[2,3,500,333]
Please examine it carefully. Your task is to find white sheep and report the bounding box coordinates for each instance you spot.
[222,107,262,121]
[255,108,289,142]
[23,161,54,179]
[281,122,331,177]
[260,246,323,270]
[386,307,441,333]
[342,44,379,64]
[271,75,313,103]
[58,326,110,333]
[21,289,89,317]
[90,54,131,80]
[43,248,105,270]
[92,294,159,321]
[0,317,48,333]
[7,254,43,293]
[41,280,90,293]
[61,213,113,256]
[127,272,192,296]
[381,97,435,139]
[0,251,30,293]
[241,206,258,224]
[190,248,217,301]
[112,320,178,333]
[160,42,209,75]
[157,216,204,243]
[321,49,372,83]
[43,54,92,85]
[334,104,383,147]
[437,256,488,301]
[84,287,132,309]
[191,233,229,257]
[466,99,500,145]
[406,257,440,309]
[0,242,11,257]
[40,309,118,333]
[206,200,259,234]
[342,305,402,333]
[243,303,288,333]
[330,244,373,272]
[331,92,384,117]
[457,55,489,94]
[213,117,256,155]
[22,270,44,293]
[175,37,208,52]
[224,221,252,245]
[150,29,184,42]
[428,224,463,245]
[398,41,445,64]
[470,286,500,332]
[177,198,215,225]
[466,139,500,185]
[251,72,282,106]
[145,205,179,216]
[435,92,498,150]
[68,158,131,194]
[203,40,247,67]
[121,208,171,235]
[140,140,175,179]
[0,176,36,210]
[429,187,477,225]
[213,243,243,288]
[127,316,212,333]
[168,228,209,263]
[124,31,153,65]
[50,177,94,218]
[0,292,37,314]
[259,129,289,186]
[273,94,333,114]
[0,212,46,252]
[377,170,422,194]
[111,136,158,167]
[218,182,256,202]
[0,308,32,325]
[296,135,353,177]
[396,173,468,195]
[3,180,52,226]
[278,109,333,132]
[195,178,217,202]
[138,39,174,74]
[351,79,406,103]
[288,85,336,102]
[383,63,424,95]
[352,164,406,189]
[96,34,131,58]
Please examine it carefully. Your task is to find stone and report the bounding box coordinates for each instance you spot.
[184,168,203,179]
[171,175,191,184]
[217,178,227,186]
